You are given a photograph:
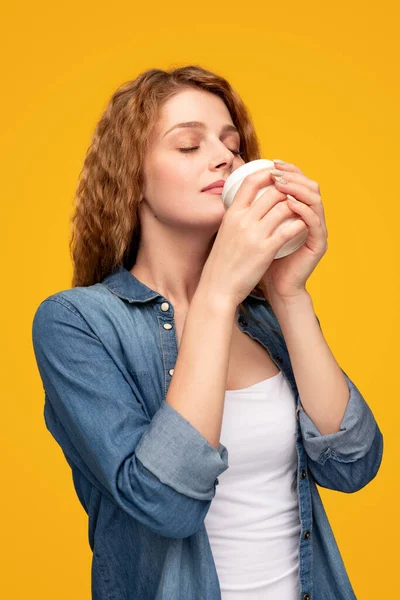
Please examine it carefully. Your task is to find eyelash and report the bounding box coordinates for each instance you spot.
[178,146,244,157]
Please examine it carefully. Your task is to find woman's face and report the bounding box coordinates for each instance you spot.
[140,88,246,233]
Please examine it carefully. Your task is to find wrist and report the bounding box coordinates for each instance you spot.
[193,281,237,316]
[268,288,312,310]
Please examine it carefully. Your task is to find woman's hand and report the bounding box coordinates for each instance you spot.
[261,160,328,302]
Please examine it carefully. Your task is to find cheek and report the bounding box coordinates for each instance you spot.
[148,158,198,202]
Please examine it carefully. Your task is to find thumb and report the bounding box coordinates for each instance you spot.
[229,167,275,211]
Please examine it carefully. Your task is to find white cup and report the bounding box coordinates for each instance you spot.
[221,159,308,259]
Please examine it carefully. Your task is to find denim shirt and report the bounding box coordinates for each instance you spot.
[31,265,383,600]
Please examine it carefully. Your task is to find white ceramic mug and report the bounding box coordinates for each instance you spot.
[221,159,308,259]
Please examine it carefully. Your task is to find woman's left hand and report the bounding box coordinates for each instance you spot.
[261,160,328,301]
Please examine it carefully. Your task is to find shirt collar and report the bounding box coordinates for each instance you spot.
[100,265,267,305]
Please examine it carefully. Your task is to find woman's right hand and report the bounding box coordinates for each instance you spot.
[200,167,308,308]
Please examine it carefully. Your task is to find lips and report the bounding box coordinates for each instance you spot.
[201,179,227,192]
[203,186,224,195]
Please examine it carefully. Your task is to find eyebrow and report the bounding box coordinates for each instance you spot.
[162,121,239,138]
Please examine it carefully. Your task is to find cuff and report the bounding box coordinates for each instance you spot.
[135,401,229,500]
[299,370,378,464]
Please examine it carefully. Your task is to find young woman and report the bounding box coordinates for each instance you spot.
[32,64,383,599]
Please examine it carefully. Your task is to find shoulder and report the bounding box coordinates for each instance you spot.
[32,283,132,348]
[34,282,122,321]
[33,283,150,355]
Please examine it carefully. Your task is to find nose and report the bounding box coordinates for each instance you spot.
[211,144,236,171]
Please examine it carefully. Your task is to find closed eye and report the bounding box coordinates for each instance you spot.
[178,146,244,156]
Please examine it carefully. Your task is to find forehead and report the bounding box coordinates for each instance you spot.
[156,89,235,136]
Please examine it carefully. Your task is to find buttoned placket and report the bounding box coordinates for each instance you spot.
[156,300,177,399]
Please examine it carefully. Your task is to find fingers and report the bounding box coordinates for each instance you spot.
[248,184,288,221]
[271,168,326,237]
[272,159,305,176]
[230,167,275,210]
[285,196,327,252]
[259,199,303,238]
[272,172,321,198]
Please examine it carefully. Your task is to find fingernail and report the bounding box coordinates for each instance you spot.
[271,169,285,176]
[287,194,298,202]
[274,176,288,184]
[273,159,286,165]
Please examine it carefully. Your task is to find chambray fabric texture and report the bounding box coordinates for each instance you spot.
[31,265,384,600]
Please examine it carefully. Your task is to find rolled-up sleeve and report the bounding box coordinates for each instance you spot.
[297,313,384,493]
[299,370,379,463]
[32,296,229,538]
[135,402,228,498]
[299,381,383,494]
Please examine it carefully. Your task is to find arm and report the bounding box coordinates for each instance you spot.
[270,290,350,436]
[31,293,233,539]
[167,285,236,448]
[269,290,384,493]
[133,284,236,501]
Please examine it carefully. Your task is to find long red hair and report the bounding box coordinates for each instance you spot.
[69,64,269,316]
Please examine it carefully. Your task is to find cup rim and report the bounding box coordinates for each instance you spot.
[222,159,275,200]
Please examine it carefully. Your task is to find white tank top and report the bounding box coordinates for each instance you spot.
[204,371,301,599]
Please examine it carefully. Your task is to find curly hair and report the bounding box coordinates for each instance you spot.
[69,64,271,322]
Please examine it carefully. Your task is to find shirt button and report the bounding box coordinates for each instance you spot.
[301,469,307,479]
[168,369,174,376]
[276,355,283,363]
[304,530,311,539]
[163,323,173,330]
[238,316,248,326]
[303,595,311,600]
[161,302,170,311]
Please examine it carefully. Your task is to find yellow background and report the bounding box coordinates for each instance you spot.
[3,0,398,597]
